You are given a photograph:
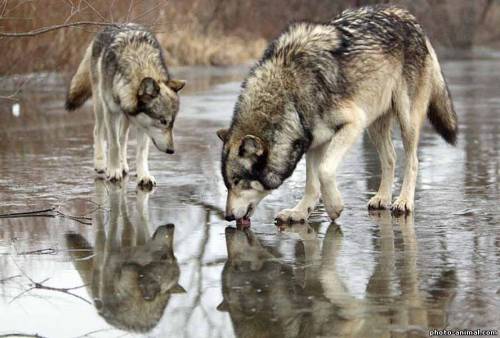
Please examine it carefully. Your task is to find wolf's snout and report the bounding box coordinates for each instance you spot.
[165,148,175,154]
[225,214,235,222]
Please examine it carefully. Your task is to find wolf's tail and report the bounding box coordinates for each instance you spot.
[65,44,92,111]
[426,41,458,145]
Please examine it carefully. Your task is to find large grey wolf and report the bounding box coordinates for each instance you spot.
[218,6,458,223]
[66,23,185,187]
[66,180,185,332]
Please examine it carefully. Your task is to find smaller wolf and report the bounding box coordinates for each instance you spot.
[66,23,185,187]
[218,6,457,223]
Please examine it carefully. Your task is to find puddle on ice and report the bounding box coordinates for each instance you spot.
[0,62,499,337]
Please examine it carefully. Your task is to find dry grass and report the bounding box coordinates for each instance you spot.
[159,29,267,67]
[1,0,500,76]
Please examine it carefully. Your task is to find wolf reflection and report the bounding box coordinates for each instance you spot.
[219,214,457,338]
[65,180,185,333]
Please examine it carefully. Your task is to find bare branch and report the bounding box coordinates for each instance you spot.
[80,0,106,22]
[0,207,56,218]
[0,21,119,38]
[0,333,48,338]
[126,0,134,22]
[0,206,92,225]
[132,1,170,23]
[0,95,19,102]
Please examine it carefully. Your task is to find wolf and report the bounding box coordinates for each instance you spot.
[217,6,458,223]
[66,180,185,332]
[65,23,185,187]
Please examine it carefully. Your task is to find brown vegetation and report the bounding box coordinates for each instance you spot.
[0,0,499,75]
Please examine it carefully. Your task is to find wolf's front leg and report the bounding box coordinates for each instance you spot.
[319,117,363,220]
[276,145,326,224]
[136,129,156,189]
[104,109,123,182]
[93,98,107,175]
[119,115,130,176]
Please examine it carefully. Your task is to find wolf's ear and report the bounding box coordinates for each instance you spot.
[216,128,229,143]
[152,224,175,243]
[138,77,160,103]
[167,79,186,92]
[239,135,264,158]
[169,283,186,294]
[216,300,229,312]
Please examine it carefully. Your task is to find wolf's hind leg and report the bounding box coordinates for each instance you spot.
[119,115,130,175]
[93,98,107,175]
[392,89,429,215]
[367,113,396,210]
[104,108,123,182]
[136,129,156,189]
[319,106,364,220]
[276,144,327,224]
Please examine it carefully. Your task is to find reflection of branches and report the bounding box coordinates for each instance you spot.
[7,258,90,305]
[0,275,21,283]
[72,328,117,338]
[178,208,222,335]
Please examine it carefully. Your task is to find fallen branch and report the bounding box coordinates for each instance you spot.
[0,21,119,38]
[0,208,56,218]
[0,333,48,338]
[0,207,92,225]
[17,248,58,255]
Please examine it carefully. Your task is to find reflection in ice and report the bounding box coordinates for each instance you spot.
[65,180,184,333]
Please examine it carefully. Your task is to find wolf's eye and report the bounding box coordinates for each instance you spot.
[233,179,240,186]
[160,117,167,126]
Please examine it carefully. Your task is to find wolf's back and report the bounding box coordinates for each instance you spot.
[65,43,92,111]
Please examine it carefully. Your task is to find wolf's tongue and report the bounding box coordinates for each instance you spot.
[236,218,251,228]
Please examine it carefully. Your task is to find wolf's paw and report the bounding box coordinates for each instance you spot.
[327,205,344,220]
[275,208,309,224]
[138,175,156,190]
[106,167,123,182]
[391,197,413,216]
[368,194,392,210]
[95,167,106,176]
[324,200,344,220]
[122,162,130,176]
[94,159,107,176]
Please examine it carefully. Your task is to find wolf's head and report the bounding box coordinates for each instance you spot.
[130,77,185,154]
[217,129,287,222]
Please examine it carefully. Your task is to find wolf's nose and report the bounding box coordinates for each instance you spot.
[166,148,175,154]
[225,214,235,222]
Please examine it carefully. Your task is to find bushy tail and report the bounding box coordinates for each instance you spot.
[65,44,92,111]
[427,41,458,145]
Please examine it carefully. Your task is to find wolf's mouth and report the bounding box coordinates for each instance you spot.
[151,138,160,150]
[236,205,254,228]
[236,217,251,228]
